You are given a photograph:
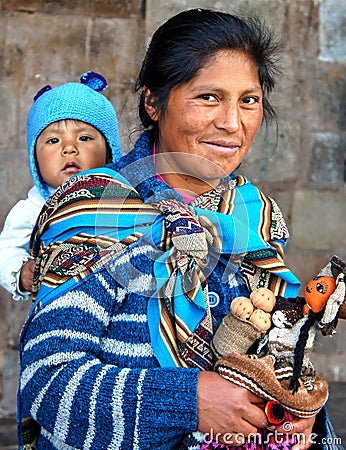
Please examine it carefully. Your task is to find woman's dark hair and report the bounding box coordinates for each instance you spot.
[135,8,284,140]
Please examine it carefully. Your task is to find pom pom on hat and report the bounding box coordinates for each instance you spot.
[27,72,122,199]
[80,71,108,92]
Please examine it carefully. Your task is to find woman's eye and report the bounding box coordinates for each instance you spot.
[199,93,218,102]
[242,96,259,105]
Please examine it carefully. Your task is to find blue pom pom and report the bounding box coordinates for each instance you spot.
[33,84,52,101]
[80,71,108,93]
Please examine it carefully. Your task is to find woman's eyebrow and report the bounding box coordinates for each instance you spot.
[190,83,262,93]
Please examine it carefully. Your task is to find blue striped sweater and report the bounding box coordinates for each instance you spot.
[19,246,251,448]
[18,131,297,449]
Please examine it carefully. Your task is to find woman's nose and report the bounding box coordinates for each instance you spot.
[215,102,240,131]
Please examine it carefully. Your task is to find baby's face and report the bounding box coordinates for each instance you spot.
[36,119,108,189]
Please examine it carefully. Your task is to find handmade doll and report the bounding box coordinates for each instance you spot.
[212,255,346,420]
[211,288,277,358]
[201,257,346,450]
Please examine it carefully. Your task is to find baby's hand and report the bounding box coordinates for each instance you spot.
[19,259,36,292]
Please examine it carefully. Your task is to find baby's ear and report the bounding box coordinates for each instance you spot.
[33,84,52,101]
[143,88,159,121]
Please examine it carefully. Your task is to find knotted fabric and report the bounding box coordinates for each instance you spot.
[29,137,300,370]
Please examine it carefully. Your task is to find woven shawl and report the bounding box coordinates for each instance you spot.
[29,132,300,370]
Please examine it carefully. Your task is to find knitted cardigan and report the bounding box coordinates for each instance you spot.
[18,131,305,449]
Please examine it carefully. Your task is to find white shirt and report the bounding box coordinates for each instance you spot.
[0,186,45,300]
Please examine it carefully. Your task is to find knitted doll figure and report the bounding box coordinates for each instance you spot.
[208,255,346,450]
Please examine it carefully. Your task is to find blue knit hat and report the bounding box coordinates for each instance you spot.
[27,71,122,199]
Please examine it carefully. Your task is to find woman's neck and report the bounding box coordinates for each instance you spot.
[158,172,215,197]
[152,142,217,197]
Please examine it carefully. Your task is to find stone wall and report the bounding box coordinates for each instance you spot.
[0,0,345,418]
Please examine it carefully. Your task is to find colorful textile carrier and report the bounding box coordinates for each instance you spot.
[29,163,300,372]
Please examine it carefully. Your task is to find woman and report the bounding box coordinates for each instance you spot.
[18,9,328,450]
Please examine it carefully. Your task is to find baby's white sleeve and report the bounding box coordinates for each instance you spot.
[0,193,42,300]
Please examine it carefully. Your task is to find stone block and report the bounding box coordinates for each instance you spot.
[242,121,300,184]
[8,299,31,349]
[271,57,309,124]
[269,190,293,224]
[0,12,5,77]
[283,1,319,58]
[310,133,345,186]
[2,12,89,80]
[0,288,11,351]
[312,320,346,381]
[0,417,17,445]
[319,0,346,63]
[107,84,140,154]
[88,17,143,85]
[145,0,288,38]
[311,64,346,131]
[0,82,17,147]
[0,350,19,417]
[0,294,31,418]
[3,14,144,150]
[18,78,47,151]
[291,190,346,250]
[2,0,46,12]
[3,0,144,17]
[2,13,144,84]
[0,148,32,227]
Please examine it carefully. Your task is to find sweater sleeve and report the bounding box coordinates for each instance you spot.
[0,191,43,299]
[19,268,200,449]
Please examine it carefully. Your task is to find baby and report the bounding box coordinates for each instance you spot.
[0,71,122,300]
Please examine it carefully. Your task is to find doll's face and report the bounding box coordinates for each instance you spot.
[231,297,254,319]
[272,310,291,328]
[249,309,272,331]
[305,276,336,313]
[250,288,276,312]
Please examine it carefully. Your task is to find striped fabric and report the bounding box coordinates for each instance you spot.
[29,167,300,371]
[18,130,301,449]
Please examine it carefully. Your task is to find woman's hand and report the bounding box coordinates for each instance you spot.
[286,416,316,450]
[197,371,268,446]
[268,415,316,450]
[19,259,35,292]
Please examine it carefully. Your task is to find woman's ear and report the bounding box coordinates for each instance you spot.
[143,88,159,121]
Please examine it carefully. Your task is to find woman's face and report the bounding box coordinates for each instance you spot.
[149,50,263,196]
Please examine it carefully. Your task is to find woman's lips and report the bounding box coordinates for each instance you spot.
[203,140,241,153]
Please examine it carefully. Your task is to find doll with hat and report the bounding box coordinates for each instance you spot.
[0,72,122,301]
[207,255,346,449]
